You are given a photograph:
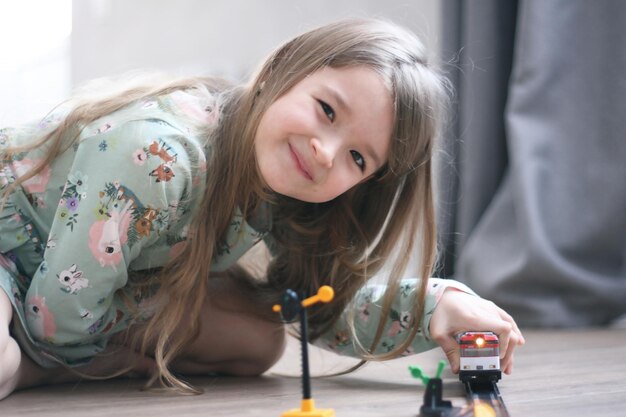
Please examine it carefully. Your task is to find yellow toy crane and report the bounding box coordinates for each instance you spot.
[273,286,335,417]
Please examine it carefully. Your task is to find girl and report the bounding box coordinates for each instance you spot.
[0,18,523,398]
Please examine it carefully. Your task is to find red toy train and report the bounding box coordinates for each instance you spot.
[458,331,502,383]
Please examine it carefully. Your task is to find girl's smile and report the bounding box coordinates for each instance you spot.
[254,65,394,203]
[289,143,314,181]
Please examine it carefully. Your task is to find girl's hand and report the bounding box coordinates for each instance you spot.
[429,289,525,375]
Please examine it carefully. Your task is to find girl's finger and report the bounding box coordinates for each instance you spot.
[497,306,525,345]
[503,353,513,375]
[500,331,520,373]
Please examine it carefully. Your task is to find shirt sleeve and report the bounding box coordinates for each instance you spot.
[312,277,476,358]
[24,117,204,359]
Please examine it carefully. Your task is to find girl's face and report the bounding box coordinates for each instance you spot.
[254,66,394,203]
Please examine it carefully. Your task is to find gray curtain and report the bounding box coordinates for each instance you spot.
[437,0,626,327]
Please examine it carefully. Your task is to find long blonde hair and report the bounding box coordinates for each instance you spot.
[1,18,449,393]
[252,18,448,362]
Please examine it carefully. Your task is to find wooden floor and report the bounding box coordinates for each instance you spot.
[3,328,626,416]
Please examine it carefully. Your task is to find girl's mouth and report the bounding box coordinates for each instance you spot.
[289,144,313,181]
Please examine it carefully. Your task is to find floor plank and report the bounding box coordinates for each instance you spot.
[3,329,625,416]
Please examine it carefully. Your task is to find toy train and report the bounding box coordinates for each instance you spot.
[458,331,501,383]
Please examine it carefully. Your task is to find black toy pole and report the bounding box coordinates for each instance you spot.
[300,302,311,400]
[272,286,336,416]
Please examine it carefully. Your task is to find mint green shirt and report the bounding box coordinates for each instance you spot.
[0,89,473,367]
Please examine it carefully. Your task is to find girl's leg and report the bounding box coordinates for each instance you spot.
[0,290,24,399]
[13,342,157,393]
[9,275,285,396]
[115,275,286,377]
[170,277,286,376]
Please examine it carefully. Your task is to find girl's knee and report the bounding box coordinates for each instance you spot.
[138,272,288,377]
[235,320,286,376]
[170,317,285,377]
[167,285,287,377]
[206,314,286,376]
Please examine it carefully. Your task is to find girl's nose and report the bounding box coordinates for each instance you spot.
[310,137,335,169]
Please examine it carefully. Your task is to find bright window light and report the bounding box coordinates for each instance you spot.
[0,0,72,65]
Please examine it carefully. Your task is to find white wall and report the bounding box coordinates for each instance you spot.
[71,0,442,86]
[1,1,440,126]
[0,1,72,125]
[1,1,440,278]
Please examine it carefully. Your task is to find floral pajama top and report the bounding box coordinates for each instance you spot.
[0,88,473,368]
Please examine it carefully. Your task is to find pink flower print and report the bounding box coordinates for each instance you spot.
[358,302,371,323]
[35,196,47,208]
[387,310,412,337]
[171,91,217,124]
[94,122,113,135]
[88,199,133,269]
[10,158,51,194]
[387,320,403,337]
[132,148,147,166]
[26,295,57,341]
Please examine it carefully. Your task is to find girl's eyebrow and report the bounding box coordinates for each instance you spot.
[321,85,351,116]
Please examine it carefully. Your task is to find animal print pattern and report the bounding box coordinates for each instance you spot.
[315,278,476,358]
[0,90,269,365]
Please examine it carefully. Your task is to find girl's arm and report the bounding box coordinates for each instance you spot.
[313,278,523,373]
[23,116,204,365]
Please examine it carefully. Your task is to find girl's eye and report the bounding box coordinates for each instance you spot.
[318,100,335,122]
[350,150,366,171]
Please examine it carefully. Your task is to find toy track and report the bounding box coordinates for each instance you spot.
[463,380,510,417]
